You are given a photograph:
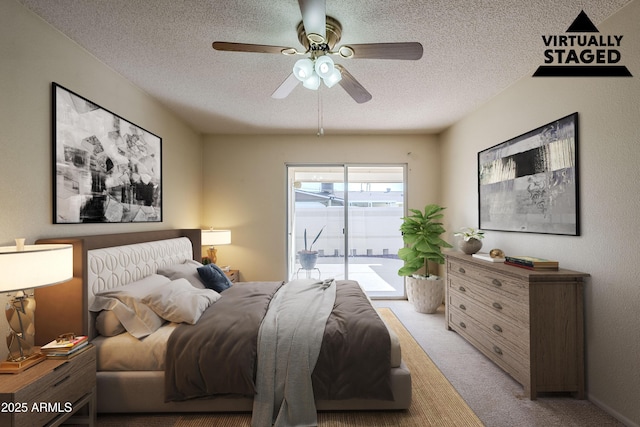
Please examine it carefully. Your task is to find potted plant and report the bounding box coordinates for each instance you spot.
[298,227,325,270]
[398,204,453,313]
[454,227,485,255]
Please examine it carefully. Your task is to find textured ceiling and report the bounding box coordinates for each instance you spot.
[18,0,630,135]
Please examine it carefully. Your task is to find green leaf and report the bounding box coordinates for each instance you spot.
[398,265,416,276]
[408,208,424,218]
[398,247,417,261]
[303,228,308,251]
[310,226,324,250]
[423,204,444,218]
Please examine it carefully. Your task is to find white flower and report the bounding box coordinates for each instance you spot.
[454,227,485,242]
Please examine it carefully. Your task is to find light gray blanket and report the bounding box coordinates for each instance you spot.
[251,278,337,427]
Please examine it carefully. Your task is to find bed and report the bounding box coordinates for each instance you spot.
[34,229,411,417]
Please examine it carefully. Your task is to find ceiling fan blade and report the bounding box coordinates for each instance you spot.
[335,65,372,104]
[212,41,294,55]
[271,73,300,99]
[341,42,423,60]
[298,0,326,40]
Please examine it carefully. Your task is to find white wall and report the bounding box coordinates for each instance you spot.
[202,134,440,281]
[440,1,640,424]
[0,0,203,359]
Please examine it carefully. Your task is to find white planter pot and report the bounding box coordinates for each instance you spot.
[406,276,444,314]
[298,251,318,270]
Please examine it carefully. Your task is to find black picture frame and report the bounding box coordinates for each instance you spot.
[52,83,162,223]
[478,113,579,235]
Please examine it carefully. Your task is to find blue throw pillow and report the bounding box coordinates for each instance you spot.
[197,264,233,293]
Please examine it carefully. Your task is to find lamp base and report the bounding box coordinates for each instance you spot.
[207,247,218,264]
[0,352,46,374]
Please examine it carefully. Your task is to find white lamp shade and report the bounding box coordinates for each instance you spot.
[293,58,315,81]
[323,67,342,88]
[0,244,73,292]
[314,56,335,79]
[302,73,321,90]
[201,230,231,246]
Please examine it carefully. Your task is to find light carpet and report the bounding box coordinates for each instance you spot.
[96,308,482,426]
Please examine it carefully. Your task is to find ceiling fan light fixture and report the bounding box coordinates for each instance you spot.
[314,56,335,79]
[323,67,342,88]
[302,73,321,90]
[214,9,421,104]
[293,58,314,81]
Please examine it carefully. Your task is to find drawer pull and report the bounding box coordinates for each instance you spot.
[493,346,503,355]
[492,278,502,287]
[492,302,503,310]
[54,375,71,388]
[493,324,503,333]
[459,322,466,329]
[458,286,466,292]
[458,267,466,274]
[459,304,466,311]
[53,361,69,371]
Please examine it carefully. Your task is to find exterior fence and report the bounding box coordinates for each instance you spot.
[294,206,404,257]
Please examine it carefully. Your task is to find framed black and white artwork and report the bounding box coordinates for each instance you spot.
[478,113,579,235]
[52,83,162,223]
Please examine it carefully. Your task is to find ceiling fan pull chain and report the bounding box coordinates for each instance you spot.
[317,89,324,136]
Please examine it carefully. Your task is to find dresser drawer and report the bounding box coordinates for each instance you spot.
[449,308,528,385]
[225,270,239,283]
[448,289,529,353]
[448,259,528,302]
[449,274,529,326]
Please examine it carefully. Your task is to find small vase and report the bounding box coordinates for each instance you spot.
[460,238,482,255]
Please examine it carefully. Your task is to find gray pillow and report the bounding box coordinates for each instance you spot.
[142,278,220,324]
[157,259,205,289]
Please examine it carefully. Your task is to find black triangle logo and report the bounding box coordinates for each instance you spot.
[566,10,599,32]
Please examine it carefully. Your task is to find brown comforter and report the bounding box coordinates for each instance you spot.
[165,280,392,402]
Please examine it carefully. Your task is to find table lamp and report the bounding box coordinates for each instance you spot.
[201,229,231,264]
[0,241,73,372]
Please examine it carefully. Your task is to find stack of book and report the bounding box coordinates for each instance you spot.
[504,256,559,270]
[40,335,90,359]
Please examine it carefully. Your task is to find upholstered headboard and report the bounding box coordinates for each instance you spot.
[35,229,201,345]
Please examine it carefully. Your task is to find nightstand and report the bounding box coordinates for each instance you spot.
[225,269,239,283]
[0,345,96,427]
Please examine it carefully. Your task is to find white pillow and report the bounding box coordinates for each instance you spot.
[142,278,220,324]
[90,274,171,338]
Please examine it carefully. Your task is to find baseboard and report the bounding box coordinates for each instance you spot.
[588,392,638,427]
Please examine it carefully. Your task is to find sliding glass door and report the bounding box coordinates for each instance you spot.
[287,164,406,298]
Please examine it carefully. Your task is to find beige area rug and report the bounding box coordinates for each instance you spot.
[97,308,482,427]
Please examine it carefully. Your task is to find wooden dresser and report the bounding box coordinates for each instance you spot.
[445,252,589,400]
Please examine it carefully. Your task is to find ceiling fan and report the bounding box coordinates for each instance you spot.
[212,0,423,104]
